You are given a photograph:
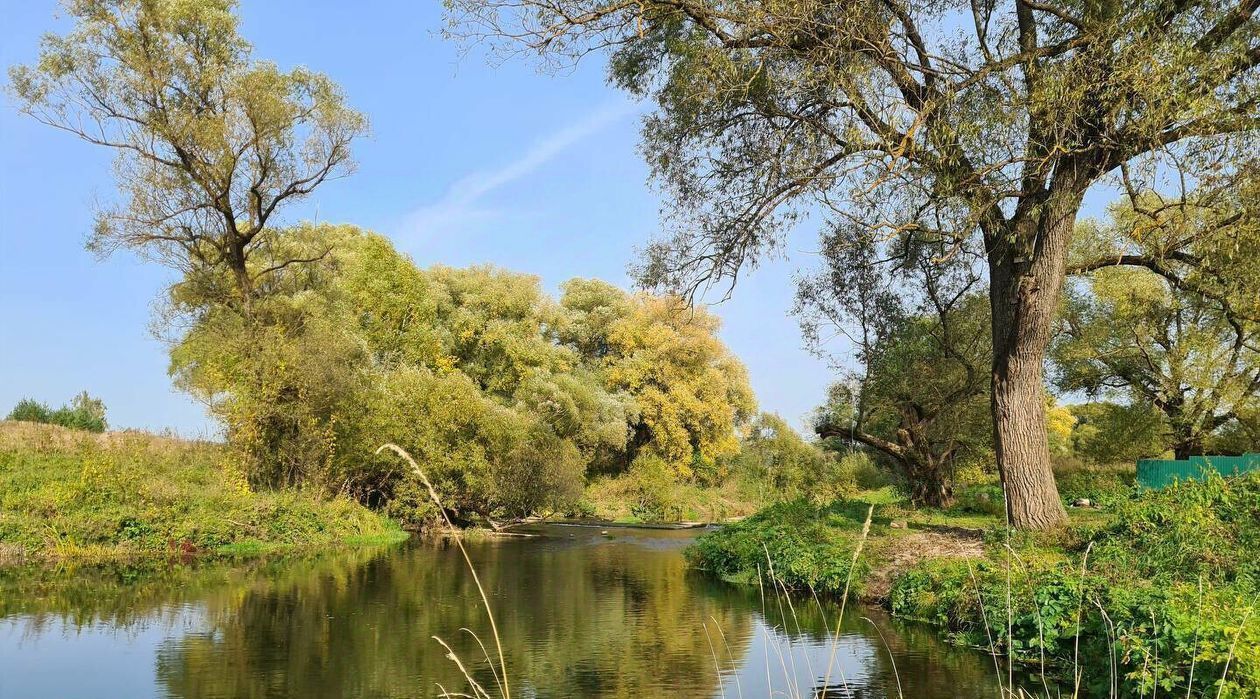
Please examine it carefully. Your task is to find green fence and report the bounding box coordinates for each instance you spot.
[1136,453,1260,489]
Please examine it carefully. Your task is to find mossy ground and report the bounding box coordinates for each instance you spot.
[0,421,406,564]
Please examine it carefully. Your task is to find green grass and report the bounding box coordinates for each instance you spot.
[687,473,1260,698]
[0,421,406,563]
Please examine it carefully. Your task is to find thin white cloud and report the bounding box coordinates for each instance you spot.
[403,100,637,236]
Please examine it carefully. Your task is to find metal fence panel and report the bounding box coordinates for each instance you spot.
[1137,454,1260,489]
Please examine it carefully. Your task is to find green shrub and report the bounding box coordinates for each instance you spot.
[953,482,1006,516]
[5,392,107,433]
[888,473,1260,698]
[1053,461,1137,505]
[1084,471,1260,586]
[6,399,51,423]
[686,499,871,594]
[838,450,891,491]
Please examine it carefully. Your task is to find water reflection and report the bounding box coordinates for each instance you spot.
[0,525,1034,698]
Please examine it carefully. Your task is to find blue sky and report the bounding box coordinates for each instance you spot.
[0,0,839,436]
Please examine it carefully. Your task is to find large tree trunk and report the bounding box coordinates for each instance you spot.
[1172,435,1204,461]
[908,463,955,508]
[987,189,1080,530]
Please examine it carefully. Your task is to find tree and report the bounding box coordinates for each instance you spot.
[589,291,757,479]
[1054,196,1260,459]
[801,232,992,507]
[9,0,368,311]
[1067,401,1168,464]
[6,399,52,425]
[168,223,756,520]
[168,224,371,488]
[447,0,1259,528]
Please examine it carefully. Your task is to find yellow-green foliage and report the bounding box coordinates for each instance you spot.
[8,0,367,314]
[1055,195,1260,459]
[1066,401,1169,464]
[601,295,756,478]
[168,224,757,523]
[0,422,402,562]
[582,413,850,522]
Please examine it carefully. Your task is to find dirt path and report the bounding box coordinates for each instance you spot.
[862,528,986,601]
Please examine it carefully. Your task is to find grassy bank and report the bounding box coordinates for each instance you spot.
[686,474,1260,698]
[580,472,768,523]
[0,421,406,563]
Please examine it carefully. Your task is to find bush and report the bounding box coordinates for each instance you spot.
[719,413,853,504]
[686,499,871,594]
[1053,460,1136,505]
[889,558,1258,698]
[834,450,890,491]
[952,482,1006,516]
[6,399,51,423]
[5,392,107,433]
[1084,471,1259,586]
[888,472,1260,698]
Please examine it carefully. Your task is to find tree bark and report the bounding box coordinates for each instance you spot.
[1172,437,1204,461]
[987,189,1079,530]
[909,464,955,508]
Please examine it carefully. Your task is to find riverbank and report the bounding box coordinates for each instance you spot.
[0,421,406,564]
[0,519,1032,699]
[686,475,1260,698]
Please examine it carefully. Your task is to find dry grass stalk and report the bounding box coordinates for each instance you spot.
[377,443,510,699]
[821,504,874,693]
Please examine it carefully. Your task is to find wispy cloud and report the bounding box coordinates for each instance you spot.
[402,100,637,236]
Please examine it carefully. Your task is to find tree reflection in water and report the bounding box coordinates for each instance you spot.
[1,525,1037,698]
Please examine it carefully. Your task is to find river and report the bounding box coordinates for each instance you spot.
[0,523,1042,698]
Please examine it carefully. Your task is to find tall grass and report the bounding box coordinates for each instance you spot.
[0,421,400,562]
[377,443,510,699]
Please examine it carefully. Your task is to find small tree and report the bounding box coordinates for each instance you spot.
[6,399,52,424]
[800,231,991,507]
[9,0,368,312]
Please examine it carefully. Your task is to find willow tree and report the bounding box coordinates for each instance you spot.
[1054,184,1260,459]
[8,0,368,312]
[802,230,992,507]
[447,0,1259,527]
[558,281,757,479]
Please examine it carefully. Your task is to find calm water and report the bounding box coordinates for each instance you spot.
[0,524,1036,698]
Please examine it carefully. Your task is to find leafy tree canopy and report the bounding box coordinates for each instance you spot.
[8,0,368,309]
[169,224,756,521]
[447,0,1259,529]
[1055,189,1260,458]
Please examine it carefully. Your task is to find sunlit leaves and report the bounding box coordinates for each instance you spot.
[169,225,757,519]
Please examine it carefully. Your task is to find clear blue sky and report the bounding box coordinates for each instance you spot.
[0,0,841,436]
